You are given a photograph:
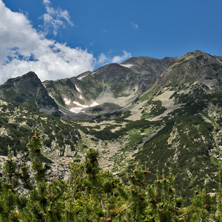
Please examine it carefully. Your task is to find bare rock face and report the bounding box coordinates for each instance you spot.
[0,155,71,195]
[0,72,61,117]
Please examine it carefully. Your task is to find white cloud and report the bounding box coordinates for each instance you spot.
[43,0,50,4]
[96,51,132,66]
[41,0,74,36]
[130,22,139,30]
[97,53,108,64]
[0,0,94,84]
[111,50,132,63]
[0,0,131,85]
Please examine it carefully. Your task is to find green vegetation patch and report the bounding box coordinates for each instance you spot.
[0,102,81,158]
[85,119,160,141]
[128,113,218,201]
[142,100,166,119]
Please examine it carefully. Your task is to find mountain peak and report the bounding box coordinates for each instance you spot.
[154,50,222,92]
[193,49,205,54]
[23,71,39,79]
[0,71,61,116]
[183,50,210,59]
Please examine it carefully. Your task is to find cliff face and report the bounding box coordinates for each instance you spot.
[0,72,61,116]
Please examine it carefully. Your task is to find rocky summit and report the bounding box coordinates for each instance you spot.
[0,72,61,117]
[0,50,222,198]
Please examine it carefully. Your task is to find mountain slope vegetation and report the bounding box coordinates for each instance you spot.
[0,50,222,200]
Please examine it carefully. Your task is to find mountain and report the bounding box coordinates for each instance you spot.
[0,72,61,117]
[43,56,178,119]
[129,50,222,197]
[155,50,222,91]
[0,50,222,199]
[0,98,81,160]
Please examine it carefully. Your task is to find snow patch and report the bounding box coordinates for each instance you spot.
[73,101,99,108]
[73,101,89,108]
[77,75,86,80]
[90,102,99,107]
[59,109,67,115]
[75,85,81,93]
[79,95,83,99]
[120,64,133,68]
[63,98,71,105]
[70,107,84,113]
[69,101,99,113]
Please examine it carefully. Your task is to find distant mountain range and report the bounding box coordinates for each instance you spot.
[0,54,179,119]
[0,50,222,198]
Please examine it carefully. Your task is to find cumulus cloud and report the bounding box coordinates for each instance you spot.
[41,0,74,36]
[0,0,94,84]
[0,0,131,84]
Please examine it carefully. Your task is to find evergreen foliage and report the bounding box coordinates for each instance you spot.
[1,132,222,221]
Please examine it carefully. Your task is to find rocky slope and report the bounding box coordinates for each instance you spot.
[0,72,61,116]
[0,99,82,161]
[127,50,222,197]
[0,50,222,199]
[43,56,178,119]
[65,50,222,197]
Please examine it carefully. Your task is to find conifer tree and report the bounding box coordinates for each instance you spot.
[215,168,222,221]
[19,132,69,221]
[0,147,20,221]
[19,159,32,190]
[127,164,149,221]
[26,131,49,183]
[85,148,106,210]
[185,185,212,221]
[1,130,222,221]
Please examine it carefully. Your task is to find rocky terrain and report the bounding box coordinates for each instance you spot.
[0,50,222,197]
[43,56,178,119]
[0,72,61,116]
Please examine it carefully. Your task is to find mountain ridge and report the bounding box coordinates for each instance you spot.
[0,71,61,116]
[1,50,222,198]
[41,55,179,119]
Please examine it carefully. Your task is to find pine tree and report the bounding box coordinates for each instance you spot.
[19,159,32,190]
[1,130,222,221]
[185,185,212,221]
[0,147,20,222]
[127,164,149,221]
[215,168,222,221]
[26,131,49,183]
[19,132,69,221]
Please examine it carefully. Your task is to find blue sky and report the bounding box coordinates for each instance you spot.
[0,0,222,83]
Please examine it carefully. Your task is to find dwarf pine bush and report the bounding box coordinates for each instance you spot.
[0,132,222,221]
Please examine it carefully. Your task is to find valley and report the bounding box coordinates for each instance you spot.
[0,50,222,199]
